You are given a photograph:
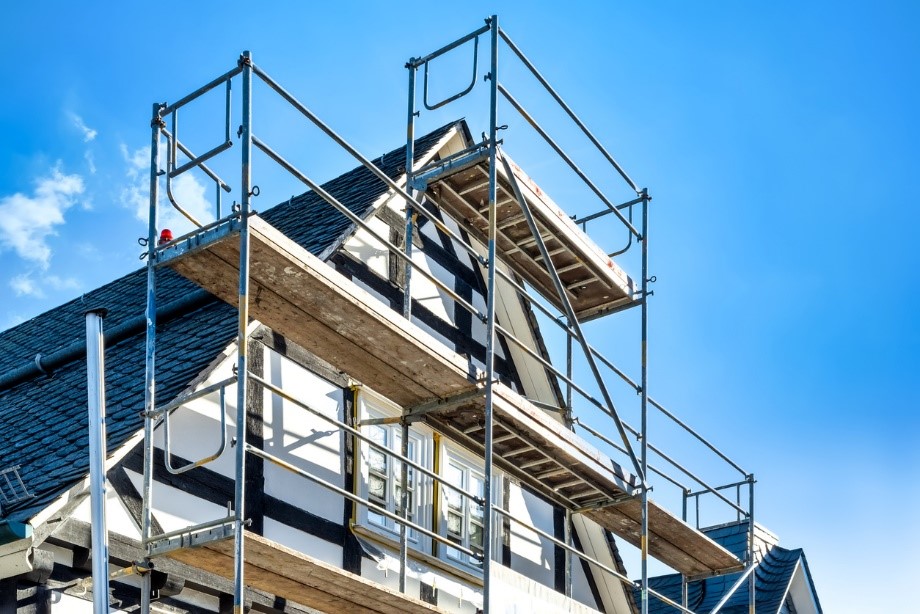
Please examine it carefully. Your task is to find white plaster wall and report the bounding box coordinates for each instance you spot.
[359,553,482,614]
[262,348,345,523]
[345,217,391,278]
[491,563,601,614]
[125,468,228,533]
[788,560,821,614]
[71,483,141,540]
[508,484,555,588]
[263,518,343,567]
[411,224,454,322]
[151,349,238,482]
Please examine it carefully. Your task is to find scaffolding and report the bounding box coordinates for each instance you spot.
[136,15,758,614]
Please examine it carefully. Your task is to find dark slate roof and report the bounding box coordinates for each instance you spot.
[635,545,817,614]
[0,120,461,524]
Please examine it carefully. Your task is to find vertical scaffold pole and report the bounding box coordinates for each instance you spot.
[233,50,254,614]
[564,509,572,598]
[398,420,410,593]
[403,62,417,320]
[482,14,499,614]
[85,308,109,614]
[140,103,163,614]
[640,187,650,614]
[749,475,756,613]
[681,489,689,609]
[400,50,418,597]
[565,323,573,428]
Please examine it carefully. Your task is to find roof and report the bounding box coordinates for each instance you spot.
[635,541,821,613]
[0,120,460,524]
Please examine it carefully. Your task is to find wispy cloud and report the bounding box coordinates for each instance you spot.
[68,111,97,142]
[0,165,85,269]
[10,273,42,297]
[8,271,81,299]
[84,150,97,175]
[120,144,212,235]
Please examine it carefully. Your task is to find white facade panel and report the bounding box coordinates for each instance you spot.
[263,517,343,567]
[508,485,555,588]
[263,349,345,523]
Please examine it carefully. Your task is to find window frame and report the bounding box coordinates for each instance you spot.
[437,441,502,572]
[356,389,432,551]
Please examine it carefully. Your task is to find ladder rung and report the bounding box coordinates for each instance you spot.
[493,432,519,445]
[459,179,489,196]
[504,445,535,458]
[566,276,600,291]
[519,456,551,470]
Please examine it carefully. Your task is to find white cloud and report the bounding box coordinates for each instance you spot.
[68,111,97,142]
[8,271,81,299]
[119,144,212,237]
[10,273,43,297]
[0,166,85,269]
[44,274,81,291]
[84,150,97,175]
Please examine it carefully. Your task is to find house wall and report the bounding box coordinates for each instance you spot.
[17,134,631,612]
[787,561,821,614]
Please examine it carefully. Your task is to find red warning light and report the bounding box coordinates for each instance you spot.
[158,229,173,245]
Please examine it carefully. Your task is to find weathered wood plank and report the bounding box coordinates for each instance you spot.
[431,383,742,577]
[586,499,743,577]
[426,154,636,321]
[167,532,445,614]
[168,216,478,406]
[170,248,437,406]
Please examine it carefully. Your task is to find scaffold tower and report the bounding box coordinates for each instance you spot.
[137,15,757,614]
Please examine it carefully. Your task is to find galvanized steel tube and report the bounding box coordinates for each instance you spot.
[140,102,163,614]
[404,62,417,321]
[481,16,499,613]
[640,189,650,614]
[85,309,110,613]
[232,49,253,614]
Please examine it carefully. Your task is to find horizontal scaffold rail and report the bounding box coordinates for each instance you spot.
[158,213,741,577]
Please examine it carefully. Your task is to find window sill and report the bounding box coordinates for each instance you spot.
[351,523,484,587]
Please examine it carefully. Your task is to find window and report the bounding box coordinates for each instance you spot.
[365,418,423,539]
[357,389,504,575]
[357,390,431,548]
[438,445,500,570]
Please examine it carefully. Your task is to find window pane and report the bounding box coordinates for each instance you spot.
[471,474,484,497]
[447,511,463,539]
[447,463,464,488]
[369,474,387,502]
[470,474,484,519]
[369,425,387,445]
[470,522,483,551]
[369,510,386,527]
[445,487,462,511]
[369,448,387,474]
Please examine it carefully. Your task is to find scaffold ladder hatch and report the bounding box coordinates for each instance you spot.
[138,16,755,614]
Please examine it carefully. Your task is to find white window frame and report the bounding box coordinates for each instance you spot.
[356,389,431,550]
[438,442,502,571]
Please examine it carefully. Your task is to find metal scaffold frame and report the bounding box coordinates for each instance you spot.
[135,15,758,614]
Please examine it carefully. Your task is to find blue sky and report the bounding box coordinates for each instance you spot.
[1,1,918,611]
